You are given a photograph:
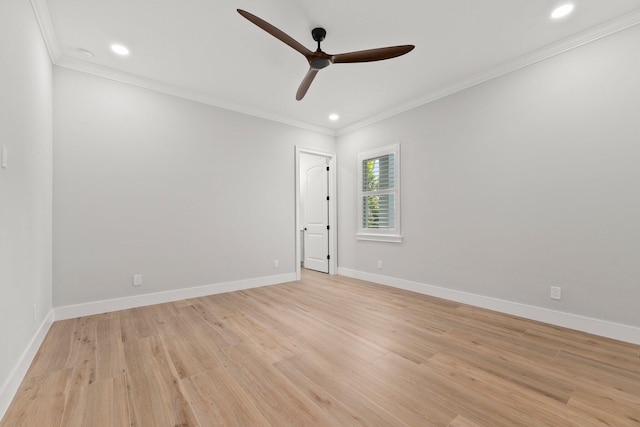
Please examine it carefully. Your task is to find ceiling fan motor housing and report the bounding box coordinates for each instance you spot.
[310,56,331,69]
[310,27,331,69]
[312,27,326,43]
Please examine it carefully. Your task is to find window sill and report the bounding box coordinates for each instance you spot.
[356,233,403,243]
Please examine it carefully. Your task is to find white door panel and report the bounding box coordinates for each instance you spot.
[303,162,329,273]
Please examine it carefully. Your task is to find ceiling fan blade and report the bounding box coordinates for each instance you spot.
[237,9,313,58]
[296,68,319,100]
[332,45,415,64]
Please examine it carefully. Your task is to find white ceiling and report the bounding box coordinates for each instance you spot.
[35,0,640,134]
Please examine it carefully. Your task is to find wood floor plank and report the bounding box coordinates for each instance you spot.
[120,307,158,342]
[182,367,272,427]
[95,318,126,380]
[297,316,389,364]
[447,415,484,427]
[3,269,640,426]
[184,301,244,347]
[226,290,300,338]
[123,335,199,427]
[276,355,409,426]
[427,352,600,426]
[155,309,225,379]
[26,319,78,376]
[292,335,458,426]
[220,342,336,426]
[0,368,72,427]
[525,321,640,358]
[371,353,505,426]
[552,350,640,396]
[222,313,298,363]
[60,376,130,427]
[273,356,377,426]
[568,384,640,426]
[162,334,221,380]
[68,320,98,390]
[437,330,575,403]
[523,329,640,374]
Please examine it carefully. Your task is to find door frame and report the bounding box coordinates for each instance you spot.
[295,146,337,280]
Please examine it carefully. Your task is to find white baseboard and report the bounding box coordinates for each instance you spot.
[54,273,297,321]
[0,309,54,420]
[338,268,640,345]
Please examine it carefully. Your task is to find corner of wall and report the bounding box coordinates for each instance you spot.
[0,310,54,420]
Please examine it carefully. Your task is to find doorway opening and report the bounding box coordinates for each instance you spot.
[295,147,337,280]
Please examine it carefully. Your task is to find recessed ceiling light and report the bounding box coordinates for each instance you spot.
[76,48,94,59]
[329,114,339,121]
[551,4,574,19]
[110,44,130,56]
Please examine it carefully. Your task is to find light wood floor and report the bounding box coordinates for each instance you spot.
[2,271,640,426]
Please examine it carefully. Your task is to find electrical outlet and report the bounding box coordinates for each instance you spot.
[377,260,383,269]
[550,286,562,300]
[133,274,143,286]
[273,259,279,268]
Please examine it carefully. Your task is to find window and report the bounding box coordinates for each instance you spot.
[357,144,402,242]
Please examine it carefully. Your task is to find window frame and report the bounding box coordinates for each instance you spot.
[357,143,402,243]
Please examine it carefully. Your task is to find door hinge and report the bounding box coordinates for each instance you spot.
[326,196,330,201]
[327,254,330,260]
[326,225,330,230]
[326,166,330,171]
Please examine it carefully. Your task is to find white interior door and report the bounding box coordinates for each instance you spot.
[303,160,329,273]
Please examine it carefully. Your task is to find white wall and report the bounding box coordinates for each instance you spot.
[53,68,335,307]
[337,24,640,329]
[0,0,53,407]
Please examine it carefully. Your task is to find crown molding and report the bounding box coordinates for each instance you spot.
[55,56,336,136]
[29,0,640,138]
[30,0,335,136]
[336,8,640,136]
[30,0,61,62]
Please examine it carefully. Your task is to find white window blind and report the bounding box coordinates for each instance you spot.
[362,154,395,228]
[357,144,402,242]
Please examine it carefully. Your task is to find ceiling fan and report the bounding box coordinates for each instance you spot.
[237,9,415,100]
